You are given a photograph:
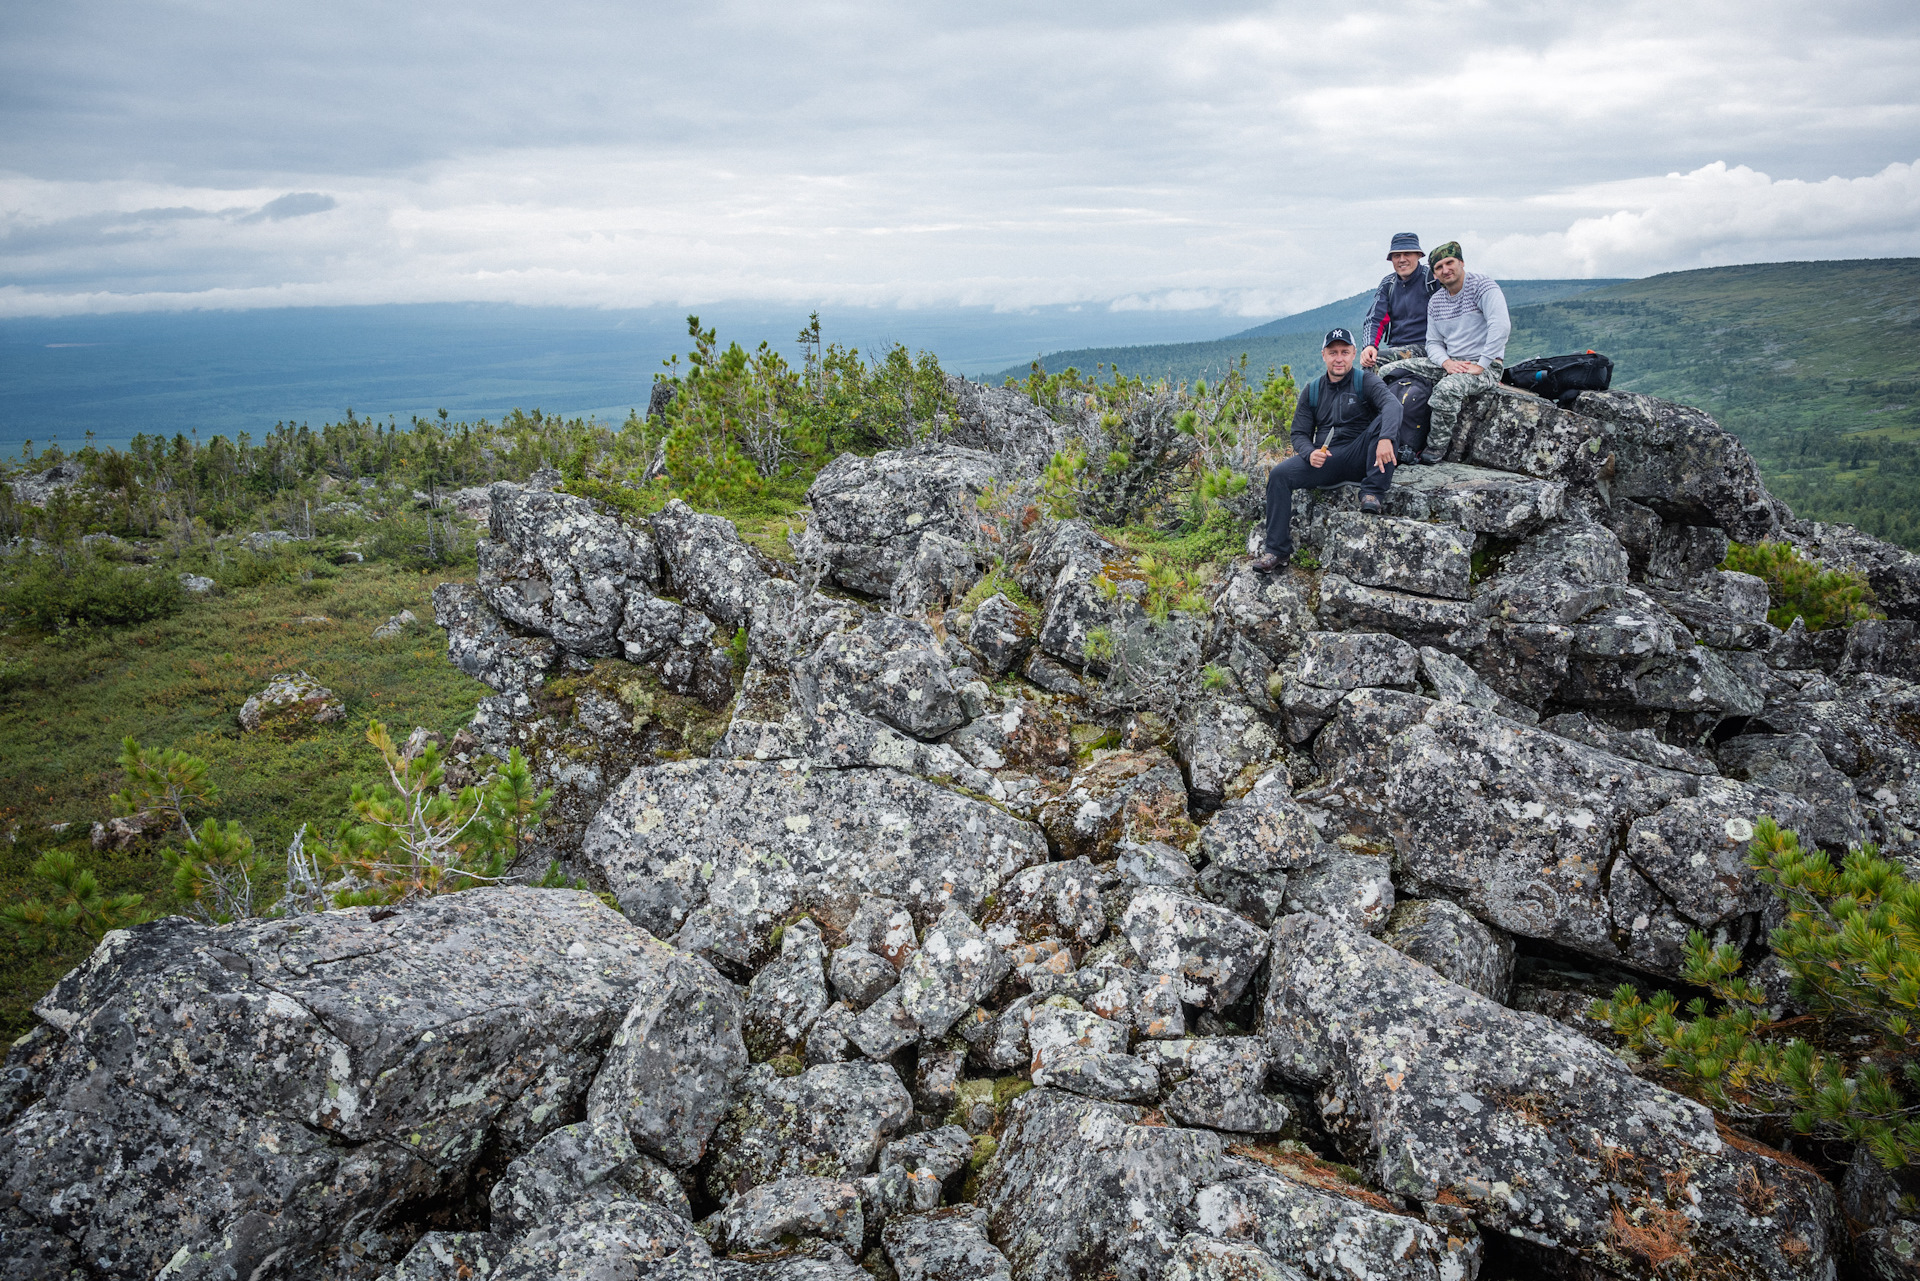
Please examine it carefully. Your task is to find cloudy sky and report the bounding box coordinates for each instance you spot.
[2,0,1917,321]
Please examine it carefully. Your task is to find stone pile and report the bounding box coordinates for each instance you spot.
[13,376,1920,1278]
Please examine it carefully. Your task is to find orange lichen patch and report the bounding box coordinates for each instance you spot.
[1227,1143,1400,1215]
[1134,1109,1167,1127]
[1714,1120,1823,1177]
[1609,1201,1693,1270]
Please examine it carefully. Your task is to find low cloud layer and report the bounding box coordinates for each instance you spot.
[2,1,1916,319]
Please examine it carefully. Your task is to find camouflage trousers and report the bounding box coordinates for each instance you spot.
[1377,355,1504,457]
[1363,342,1425,369]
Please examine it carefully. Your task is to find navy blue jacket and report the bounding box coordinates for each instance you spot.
[1289,369,1403,454]
[1360,264,1441,349]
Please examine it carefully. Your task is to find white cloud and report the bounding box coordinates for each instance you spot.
[1,1,1917,318]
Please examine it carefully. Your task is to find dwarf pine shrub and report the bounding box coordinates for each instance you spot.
[1722,540,1878,631]
[1594,818,1920,1168]
[109,735,218,839]
[0,851,144,951]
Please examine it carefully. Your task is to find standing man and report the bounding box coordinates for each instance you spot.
[1250,329,1403,574]
[1383,240,1510,464]
[1359,232,1439,369]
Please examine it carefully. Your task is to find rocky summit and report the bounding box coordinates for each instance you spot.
[18,376,1920,1280]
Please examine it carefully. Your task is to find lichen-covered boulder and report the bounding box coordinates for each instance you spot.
[743,917,833,1060]
[1191,1159,1476,1281]
[1790,518,1920,622]
[1475,519,1628,626]
[1315,574,1486,651]
[571,936,744,1174]
[1295,630,1419,691]
[488,1116,691,1238]
[479,482,657,655]
[897,908,1010,1039]
[1457,384,1610,487]
[829,946,897,1010]
[702,1061,913,1201]
[1162,1235,1308,1281]
[1034,749,1198,863]
[1,889,675,1281]
[1120,889,1268,1011]
[238,669,346,732]
[1206,565,1316,663]
[977,1088,1226,1281]
[583,760,1046,971]
[1573,389,1780,542]
[710,1174,866,1257]
[981,856,1115,950]
[1319,512,1472,601]
[432,582,556,695]
[1175,695,1283,806]
[805,445,997,605]
[1134,1038,1290,1133]
[968,592,1038,675]
[1283,848,1394,934]
[650,498,780,630]
[792,614,966,742]
[1380,898,1515,1002]
[883,1205,1015,1281]
[1263,912,1840,1281]
[1717,731,1865,849]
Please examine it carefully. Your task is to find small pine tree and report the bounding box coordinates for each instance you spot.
[1594,818,1920,1168]
[108,735,217,838]
[164,818,272,923]
[326,721,551,906]
[0,850,144,950]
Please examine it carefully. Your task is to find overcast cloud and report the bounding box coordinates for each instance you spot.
[1,0,1917,319]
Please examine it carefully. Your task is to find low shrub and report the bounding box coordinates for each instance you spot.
[1594,818,1920,1168]
[0,549,184,630]
[1722,540,1878,631]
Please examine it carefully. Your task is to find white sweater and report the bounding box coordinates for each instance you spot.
[1426,272,1510,368]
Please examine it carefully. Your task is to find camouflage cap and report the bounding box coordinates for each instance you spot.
[1429,240,1464,266]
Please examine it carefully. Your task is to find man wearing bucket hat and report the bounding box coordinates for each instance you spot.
[1382,240,1509,464]
[1359,232,1439,370]
[1249,327,1402,574]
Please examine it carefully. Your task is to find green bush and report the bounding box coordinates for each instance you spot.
[1722,540,1878,631]
[0,851,144,951]
[0,549,184,630]
[1594,818,1920,1168]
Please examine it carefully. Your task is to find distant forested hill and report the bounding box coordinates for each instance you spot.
[991,279,1628,388]
[992,260,1920,549]
[1503,260,1920,546]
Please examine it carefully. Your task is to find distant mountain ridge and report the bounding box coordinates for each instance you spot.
[989,279,1630,385]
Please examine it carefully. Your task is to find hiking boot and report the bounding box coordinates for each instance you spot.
[1359,494,1383,515]
[1418,447,1447,465]
[1250,552,1286,574]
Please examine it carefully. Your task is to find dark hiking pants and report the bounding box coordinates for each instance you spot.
[1262,425,1395,557]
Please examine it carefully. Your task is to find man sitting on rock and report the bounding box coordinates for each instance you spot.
[1381,240,1510,464]
[1250,328,1403,574]
[1359,232,1439,370]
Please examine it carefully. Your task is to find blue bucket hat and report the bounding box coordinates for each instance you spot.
[1388,232,1423,258]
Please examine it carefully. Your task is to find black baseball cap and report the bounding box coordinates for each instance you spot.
[1323,327,1355,348]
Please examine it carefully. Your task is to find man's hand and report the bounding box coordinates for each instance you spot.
[1359,346,1378,368]
[1310,447,1331,468]
[1375,439,1396,471]
[1441,359,1483,376]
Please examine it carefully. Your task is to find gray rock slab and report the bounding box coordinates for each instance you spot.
[432,582,557,696]
[479,483,656,655]
[1262,913,1839,1281]
[702,1061,913,1202]
[882,1205,1014,1281]
[1192,1163,1475,1281]
[711,1174,865,1257]
[1295,631,1418,691]
[8,889,670,1281]
[977,1088,1225,1281]
[1120,889,1268,1011]
[583,760,1046,972]
[1320,512,1472,601]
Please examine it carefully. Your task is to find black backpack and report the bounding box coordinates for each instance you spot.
[1382,367,1436,455]
[1502,351,1613,408]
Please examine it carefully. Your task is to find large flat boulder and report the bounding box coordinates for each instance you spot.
[2,889,677,1281]
[582,760,1047,971]
[1319,512,1472,601]
[1458,385,1610,487]
[1308,692,1805,974]
[1263,913,1840,1281]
